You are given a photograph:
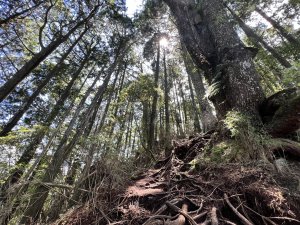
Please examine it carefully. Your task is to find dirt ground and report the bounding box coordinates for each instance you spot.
[54,134,300,225]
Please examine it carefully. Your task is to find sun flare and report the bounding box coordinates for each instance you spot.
[159,37,169,48]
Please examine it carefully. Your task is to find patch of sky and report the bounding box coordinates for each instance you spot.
[125,0,144,18]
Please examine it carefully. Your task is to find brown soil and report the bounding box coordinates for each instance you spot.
[54,134,300,225]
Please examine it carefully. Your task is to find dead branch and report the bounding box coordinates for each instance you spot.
[165,201,198,225]
[193,211,207,221]
[142,215,178,225]
[211,207,219,225]
[224,194,254,225]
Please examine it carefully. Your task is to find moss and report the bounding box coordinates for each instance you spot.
[222,111,271,160]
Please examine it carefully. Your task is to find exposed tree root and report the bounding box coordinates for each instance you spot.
[53,134,300,225]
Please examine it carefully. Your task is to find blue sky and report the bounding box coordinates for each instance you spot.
[126,0,144,17]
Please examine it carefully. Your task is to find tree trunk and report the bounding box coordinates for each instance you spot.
[0,52,91,203]
[255,7,300,49]
[0,4,99,102]
[0,1,44,26]
[148,43,160,152]
[181,45,217,131]
[163,49,172,156]
[163,0,265,119]
[0,29,87,136]
[46,159,80,223]
[226,4,292,68]
[68,79,117,207]
[187,73,201,132]
[20,43,127,223]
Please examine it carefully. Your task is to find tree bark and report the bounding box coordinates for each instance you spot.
[187,72,202,132]
[181,45,217,130]
[163,49,172,156]
[163,0,265,119]
[263,89,300,137]
[149,43,160,152]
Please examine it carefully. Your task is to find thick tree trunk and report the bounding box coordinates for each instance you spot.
[226,5,292,68]
[164,0,265,119]
[0,29,87,136]
[255,7,300,49]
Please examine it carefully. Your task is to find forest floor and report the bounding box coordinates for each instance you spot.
[54,133,300,225]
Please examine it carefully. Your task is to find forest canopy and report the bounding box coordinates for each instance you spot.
[0,0,300,224]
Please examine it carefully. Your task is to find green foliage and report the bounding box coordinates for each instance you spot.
[282,61,300,87]
[223,111,269,160]
[0,125,48,145]
[207,81,221,98]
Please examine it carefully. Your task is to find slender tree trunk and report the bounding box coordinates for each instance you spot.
[0,29,87,136]
[20,43,127,223]
[173,78,185,135]
[0,82,82,225]
[68,79,118,207]
[163,49,171,156]
[116,102,132,153]
[46,159,80,223]
[20,82,106,224]
[178,79,188,127]
[187,73,201,132]
[255,7,300,49]
[142,101,150,149]
[0,1,44,26]
[148,43,160,152]
[181,45,217,130]
[0,52,91,203]
[0,5,99,102]
[225,4,292,68]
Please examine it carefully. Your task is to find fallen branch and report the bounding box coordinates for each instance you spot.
[268,216,300,223]
[193,211,207,221]
[142,215,178,225]
[220,219,237,225]
[224,194,254,225]
[165,201,198,225]
[211,207,218,225]
[243,204,278,225]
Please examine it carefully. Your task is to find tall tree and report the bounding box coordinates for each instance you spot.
[163,0,265,119]
[225,4,292,68]
[0,28,88,136]
[0,3,100,102]
[19,39,129,223]
[148,38,161,154]
[254,6,300,49]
